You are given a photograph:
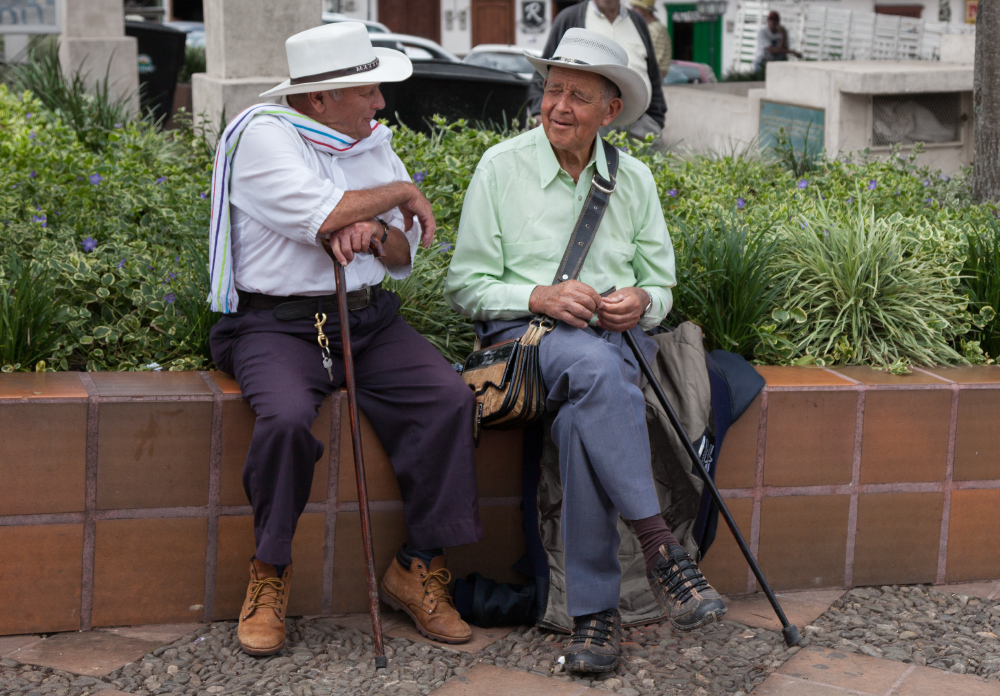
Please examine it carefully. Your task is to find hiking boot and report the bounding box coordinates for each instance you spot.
[380,555,472,644]
[648,545,726,630]
[237,558,292,656]
[560,608,622,673]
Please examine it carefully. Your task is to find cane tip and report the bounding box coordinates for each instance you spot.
[782,625,804,648]
[375,655,388,669]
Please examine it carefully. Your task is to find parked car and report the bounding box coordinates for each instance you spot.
[321,12,390,33]
[371,33,460,62]
[664,60,718,85]
[463,44,540,81]
[162,20,205,48]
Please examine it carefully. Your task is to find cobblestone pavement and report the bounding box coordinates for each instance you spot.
[2,583,998,696]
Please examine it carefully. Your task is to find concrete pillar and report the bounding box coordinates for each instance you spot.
[59,0,139,113]
[940,34,975,64]
[192,0,319,134]
[3,35,30,64]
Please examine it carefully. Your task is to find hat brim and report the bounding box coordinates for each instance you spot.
[525,53,650,127]
[260,47,413,98]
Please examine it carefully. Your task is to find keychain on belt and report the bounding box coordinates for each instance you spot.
[314,313,335,381]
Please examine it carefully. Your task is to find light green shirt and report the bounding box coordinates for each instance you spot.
[444,126,675,330]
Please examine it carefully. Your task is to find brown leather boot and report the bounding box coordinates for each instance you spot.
[237,558,292,656]
[380,555,472,644]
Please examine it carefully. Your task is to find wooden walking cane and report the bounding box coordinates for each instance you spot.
[321,235,389,668]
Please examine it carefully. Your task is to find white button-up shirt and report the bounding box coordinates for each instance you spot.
[228,115,419,296]
[584,0,653,110]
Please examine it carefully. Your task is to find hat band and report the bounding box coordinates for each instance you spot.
[289,57,380,86]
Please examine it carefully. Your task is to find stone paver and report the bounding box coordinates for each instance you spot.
[756,645,998,696]
[99,623,201,644]
[724,589,846,632]
[329,610,517,654]
[9,631,160,677]
[429,663,598,695]
[0,634,42,658]
[934,580,1000,601]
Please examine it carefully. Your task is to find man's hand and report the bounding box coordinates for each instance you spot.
[326,220,377,265]
[529,281,603,329]
[596,287,649,332]
[397,184,436,248]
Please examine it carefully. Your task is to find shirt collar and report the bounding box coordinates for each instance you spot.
[534,125,611,188]
[589,0,627,20]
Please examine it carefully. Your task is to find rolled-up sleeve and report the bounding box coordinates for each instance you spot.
[381,152,421,280]
[445,162,535,320]
[229,117,344,247]
[632,171,675,330]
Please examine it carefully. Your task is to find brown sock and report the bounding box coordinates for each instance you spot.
[630,514,680,573]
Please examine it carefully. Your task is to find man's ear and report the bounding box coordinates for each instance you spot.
[601,97,624,128]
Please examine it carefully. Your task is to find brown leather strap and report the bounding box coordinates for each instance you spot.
[289,58,380,85]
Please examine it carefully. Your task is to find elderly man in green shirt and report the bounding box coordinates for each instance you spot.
[445,28,725,675]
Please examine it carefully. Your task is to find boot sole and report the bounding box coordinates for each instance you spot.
[379,588,471,645]
[238,638,285,657]
[670,604,727,631]
[566,657,620,674]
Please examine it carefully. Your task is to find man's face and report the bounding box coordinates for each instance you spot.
[541,68,621,154]
[767,17,779,31]
[311,84,385,139]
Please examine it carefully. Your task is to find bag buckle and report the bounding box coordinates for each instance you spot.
[591,174,616,195]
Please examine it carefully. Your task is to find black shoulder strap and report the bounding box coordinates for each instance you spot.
[551,139,620,285]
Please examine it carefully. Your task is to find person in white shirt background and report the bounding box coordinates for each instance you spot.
[754,10,802,73]
[207,22,482,658]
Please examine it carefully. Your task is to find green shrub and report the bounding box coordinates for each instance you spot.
[0,260,64,370]
[178,45,206,84]
[959,216,1000,360]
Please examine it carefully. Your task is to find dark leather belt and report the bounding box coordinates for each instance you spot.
[237,285,380,320]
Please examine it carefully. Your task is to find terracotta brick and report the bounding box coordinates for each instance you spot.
[90,371,211,396]
[954,389,1000,481]
[723,589,845,632]
[756,366,853,387]
[922,365,1000,384]
[338,406,399,502]
[9,632,160,677]
[92,518,207,627]
[859,390,951,484]
[330,509,407,614]
[946,489,1000,582]
[210,371,242,395]
[775,645,908,694]
[219,398,331,506]
[474,429,523,499]
[894,663,1000,695]
[213,513,326,620]
[448,505,526,585]
[0,403,87,515]
[853,492,943,586]
[716,395,760,490]
[697,497,753,595]
[764,392,856,487]
[758,495,849,590]
[0,372,88,399]
[834,366,949,386]
[97,402,211,509]
[0,525,82,635]
[431,663,604,695]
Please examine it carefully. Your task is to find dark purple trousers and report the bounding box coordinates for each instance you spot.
[209,289,483,566]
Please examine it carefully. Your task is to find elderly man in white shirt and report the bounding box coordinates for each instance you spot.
[207,23,481,657]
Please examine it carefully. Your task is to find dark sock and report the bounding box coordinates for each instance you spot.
[274,564,286,578]
[630,514,680,574]
[397,542,444,568]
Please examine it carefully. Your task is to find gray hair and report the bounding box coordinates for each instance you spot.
[285,89,342,108]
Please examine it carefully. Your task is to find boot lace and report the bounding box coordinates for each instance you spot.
[656,551,711,606]
[244,576,285,618]
[568,610,617,647]
[423,568,454,606]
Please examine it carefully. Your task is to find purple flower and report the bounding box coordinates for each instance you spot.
[199,191,208,199]
[168,272,177,280]
[736,197,746,210]
[797,179,808,189]
[923,178,931,186]
[847,196,854,204]
[412,171,427,184]
[439,242,453,252]
[667,189,678,197]
[940,173,950,181]
[164,292,176,304]
[28,131,35,140]
[29,171,36,179]
[25,112,32,119]
[89,173,103,185]
[82,236,97,252]
[31,214,47,228]
[868,179,877,190]
[116,258,126,269]
[819,193,825,201]
[155,176,166,185]
[114,122,122,129]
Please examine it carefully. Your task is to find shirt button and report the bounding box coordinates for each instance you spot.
[578,196,582,201]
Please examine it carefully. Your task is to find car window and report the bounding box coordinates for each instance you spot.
[403,45,434,60]
[465,52,533,74]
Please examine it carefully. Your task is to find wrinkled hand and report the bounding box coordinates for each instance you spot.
[529,281,603,329]
[326,220,377,265]
[397,183,436,248]
[596,287,648,332]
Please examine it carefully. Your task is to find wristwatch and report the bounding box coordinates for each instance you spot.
[641,290,653,317]
[374,217,390,244]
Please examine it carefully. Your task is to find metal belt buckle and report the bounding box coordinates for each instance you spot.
[591,174,616,195]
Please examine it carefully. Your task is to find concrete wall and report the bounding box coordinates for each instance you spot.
[59,0,139,114]
[940,33,975,63]
[663,82,763,154]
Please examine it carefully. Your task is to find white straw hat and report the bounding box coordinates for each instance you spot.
[525,28,650,126]
[260,22,412,98]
